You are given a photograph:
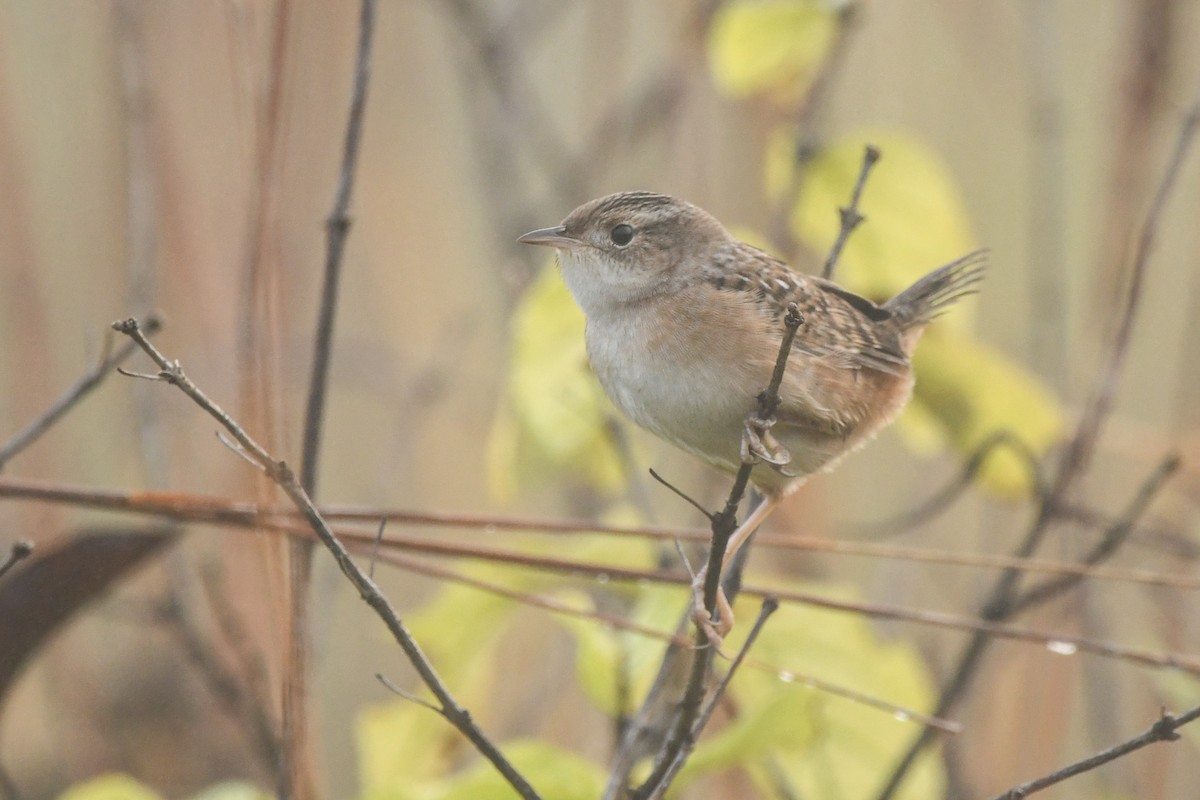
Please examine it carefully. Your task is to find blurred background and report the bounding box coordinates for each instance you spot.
[1,1,1199,798]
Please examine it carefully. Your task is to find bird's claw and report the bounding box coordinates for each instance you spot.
[741,414,791,466]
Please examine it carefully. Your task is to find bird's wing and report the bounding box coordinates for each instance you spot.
[702,244,909,376]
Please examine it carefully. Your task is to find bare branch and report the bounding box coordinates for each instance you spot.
[989,705,1200,800]
[111,317,541,800]
[0,315,162,471]
[631,305,803,799]
[822,144,881,280]
[875,76,1200,798]
[650,599,780,797]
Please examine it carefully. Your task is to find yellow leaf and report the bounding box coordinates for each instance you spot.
[558,579,684,715]
[186,784,271,800]
[58,775,163,800]
[907,329,1064,497]
[438,740,605,800]
[674,583,944,800]
[488,262,627,500]
[708,0,839,104]
[773,130,979,322]
[358,697,454,795]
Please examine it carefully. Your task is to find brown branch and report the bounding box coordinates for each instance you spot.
[874,451,1185,799]
[110,317,541,800]
[873,73,1200,800]
[0,316,161,471]
[301,0,375,494]
[1,477,1192,590]
[650,599,780,797]
[852,430,1044,536]
[631,303,803,800]
[989,705,1200,800]
[283,2,377,793]
[369,547,960,734]
[766,5,859,255]
[2,476,1196,675]
[822,144,880,280]
[1009,452,1179,614]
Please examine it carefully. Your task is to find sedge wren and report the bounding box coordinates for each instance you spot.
[519,191,984,630]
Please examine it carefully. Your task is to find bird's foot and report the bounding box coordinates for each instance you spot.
[741,414,790,466]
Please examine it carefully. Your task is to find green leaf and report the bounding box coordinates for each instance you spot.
[673,584,944,799]
[708,0,840,104]
[906,329,1064,497]
[488,262,626,501]
[57,775,163,800]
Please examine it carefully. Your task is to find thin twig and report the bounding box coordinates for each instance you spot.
[0,316,161,471]
[647,468,715,522]
[1,476,1192,590]
[111,317,541,800]
[632,304,804,800]
[0,541,33,581]
[364,548,959,734]
[853,430,1044,536]
[822,144,880,280]
[368,517,386,579]
[875,451,1186,799]
[3,476,1196,674]
[989,705,1200,800]
[300,0,375,493]
[375,673,440,713]
[874,75,1200,800]
[766,5,858,254]
[650,599,780,798]
[1010,452,1178,614]
[285,2,375,788]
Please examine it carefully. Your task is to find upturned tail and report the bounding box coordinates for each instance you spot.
[884,249,987,329]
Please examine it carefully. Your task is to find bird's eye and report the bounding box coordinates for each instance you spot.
[609,224,635,247]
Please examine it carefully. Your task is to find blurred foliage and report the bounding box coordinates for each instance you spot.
[357,572,942,800]
[772,131,979,306]
[474,3,1072,796]
[707,0,841,105]
[768,130,1065,495]
[689,590,944,800]
[487,262,627,503]
[909,330,1063,496]
[19,0,1194,796]
[57,775,266,800]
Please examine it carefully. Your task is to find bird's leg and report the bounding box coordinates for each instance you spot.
[691,494,781,647]
[741,415,791,466]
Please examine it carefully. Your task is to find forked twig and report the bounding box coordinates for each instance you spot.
[0,315,162,471]
[822,144,880,280]
[990,705,1200,799]
[631,305,803,799]
[875,80,1200,798]
[111,317,541,800]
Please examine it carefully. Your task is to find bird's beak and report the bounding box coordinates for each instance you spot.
[517,225,582,249]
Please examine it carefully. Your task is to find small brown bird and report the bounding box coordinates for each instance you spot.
[519,191,983,630]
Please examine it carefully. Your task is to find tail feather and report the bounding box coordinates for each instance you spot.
[884,249,987,328]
